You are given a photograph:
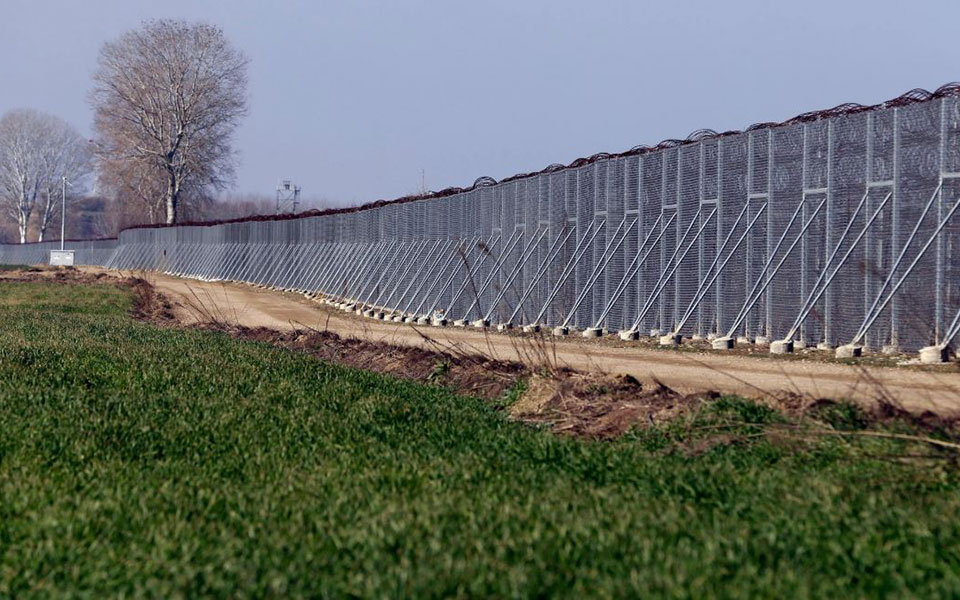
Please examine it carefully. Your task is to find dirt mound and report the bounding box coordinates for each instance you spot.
[511,373,713,438]
[199,324,525,401]
[0,266,111,285]
[202,322,717,439]
[128,277,177,323]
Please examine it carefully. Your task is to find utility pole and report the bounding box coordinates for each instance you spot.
[49,176,75,267]
[61,176,67,250]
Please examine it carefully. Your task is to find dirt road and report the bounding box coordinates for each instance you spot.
[117,270,960,415]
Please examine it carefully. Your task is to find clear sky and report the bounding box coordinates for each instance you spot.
[2,0,958,207]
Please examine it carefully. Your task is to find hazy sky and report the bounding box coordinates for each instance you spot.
[2,0,959,207]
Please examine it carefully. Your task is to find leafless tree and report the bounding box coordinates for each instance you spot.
[0,109,91,243]
[91,19,249,225]
[97,156,168,225]
[37,126,93,242]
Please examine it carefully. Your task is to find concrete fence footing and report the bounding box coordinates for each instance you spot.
[919,345,950,364]
[769,340,794,354]
[659,333,682,346]
[835,344,862,359]
[712,337,734,350]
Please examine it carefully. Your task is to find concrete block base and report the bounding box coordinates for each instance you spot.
[619,329,640,341]
[754,335,770,346]
[817,342,834,351]
[712,336,735,350]
[659,333,682,346]
[471,319,490,329]
[736,336,752,345]
[391,315,404,322]
[706,333,718,341]
[835,344,862,359]
[552,326,569,336]
[496,323,513,332]
[363,309,375,318]
[453,319,468,327]
[416,316,430,325]
[582,327,603,338]
[770,339,794,354]
[431,318,448,327]
[521,324,541,333]
[919,345,950,364]
[403,316,416,323]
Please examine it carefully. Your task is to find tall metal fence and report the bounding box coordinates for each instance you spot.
[3,87,960,357]
[0,239,119,267]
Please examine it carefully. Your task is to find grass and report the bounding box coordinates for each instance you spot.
[0,282,958,598]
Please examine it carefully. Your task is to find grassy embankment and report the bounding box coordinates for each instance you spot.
[0,281,958,597]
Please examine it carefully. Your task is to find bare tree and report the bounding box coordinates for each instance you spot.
[0,109,90,243]
[37,125,92,242]
[91,20,248,225]
[97,156,168,225]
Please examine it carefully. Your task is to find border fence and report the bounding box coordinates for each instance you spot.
[3,85,960,360]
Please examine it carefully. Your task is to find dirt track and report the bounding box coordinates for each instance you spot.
[107,269,960,415]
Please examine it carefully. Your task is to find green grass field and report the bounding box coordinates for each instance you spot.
[1,282,958,598]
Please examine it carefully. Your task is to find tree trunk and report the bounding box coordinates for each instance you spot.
[165,169,179,225]
[38,192,53,243]
[18,194,28,243]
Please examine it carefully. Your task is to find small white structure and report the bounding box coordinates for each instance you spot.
[49,250,75,266]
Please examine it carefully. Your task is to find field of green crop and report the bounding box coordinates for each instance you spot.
[1,281,958,597]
